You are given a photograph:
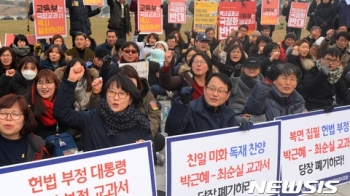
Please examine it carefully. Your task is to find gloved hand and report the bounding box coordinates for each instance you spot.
[264,65,278,84]
[233,64,242,77]
[345,72,350,82]
[324,106,334,113]
[239,121,253,131]
[321,66,330,76]
[102,55,112,68]
[180,86,193,105]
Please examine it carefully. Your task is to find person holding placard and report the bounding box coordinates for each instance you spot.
[0,94,49,166]
[244,63,306,122]
[165,73,252,136]
[302,48,350,111]
[282,0,302,40]
[107,0,132,40]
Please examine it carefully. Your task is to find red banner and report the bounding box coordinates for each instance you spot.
[168,0,186,24]
[287,2,309,29]
[236,1,256,35]
[33,0,67,39]
[218,2,239,40]
[4,33,37,46]
[261,0,279,25]
[138,0,163,34]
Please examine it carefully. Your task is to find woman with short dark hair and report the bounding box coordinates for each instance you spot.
[0,94,49,166]
[0,47,17,76]
[10,34,34,63]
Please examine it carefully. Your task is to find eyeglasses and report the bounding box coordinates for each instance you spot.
[123,49,138,54]
[1,54,12,58]
[206,86,228,95]
[324,58,339,64]
[193,60,207,64]
[37,81,54,87]
[106,90,128,99]
[0,112,22,120]
[279,76,298,82]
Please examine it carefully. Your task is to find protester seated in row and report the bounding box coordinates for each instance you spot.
[229,57,264,122]
[44,34,68,52]
[279,32,296,63]
[165,73,252,136]
[10,34,34,63]
[55,58,98,111]
[0,47,17,76]
[244,63,306,122]
[0,56,41,98]
[217,44,246,78]
[302,48,350,111]
[319,30,350,67]
[249,35,271,58]
[40,45,70,71]
[259,42,283,76]
[66,32,95,62]
[159,52,216,101]
[86,35,97,52]
[111,38,127,64]
[132,31,159,60]
[0,94,49,166]
[214,35,235,62]
[286,39,315,91]
[95,30,118,55]
[243,31,261,55]
[53,67,153,153]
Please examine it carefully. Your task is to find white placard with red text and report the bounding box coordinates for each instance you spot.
[166,121,281,196]
[277,106,350,185]
[0,142,157,196]
[287,2,309,28]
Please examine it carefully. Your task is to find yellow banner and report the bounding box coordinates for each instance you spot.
[193,2,218,33]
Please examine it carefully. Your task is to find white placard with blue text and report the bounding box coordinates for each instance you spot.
[0,142,157,196]
[276,106,350,187]
[119,62,149,79]
[166,121,281,196]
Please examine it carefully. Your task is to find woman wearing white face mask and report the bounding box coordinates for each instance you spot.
[0,56,41,98]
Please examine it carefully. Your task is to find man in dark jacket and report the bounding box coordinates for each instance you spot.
[95,30,118,54]
[165,73,252,136]
[255,3,275,38]
[66,0,102,47]
[302,48,350,111]
[107,0,132,40]
[333,0,350,31]
[282,0,303,40]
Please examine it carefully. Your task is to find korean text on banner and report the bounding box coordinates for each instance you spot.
[277,106,350,187]
[233,1,256,35]
[193,2,218,33]
[287,2,309,29]
[218,2,239,40]
[166,121,281,196]
[83,0,104,6]
[33,0,67,39]
[4,33,36,46]
[168,0,186,24]
[261,0,279,25]
[119,62,149,79]
[138,0,163,34]
[0,142,157,196]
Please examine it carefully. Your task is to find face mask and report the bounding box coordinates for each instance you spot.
[22,70,37,80]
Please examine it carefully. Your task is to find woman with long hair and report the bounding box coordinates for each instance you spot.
[0,47,17,75]
[40,45,70,71]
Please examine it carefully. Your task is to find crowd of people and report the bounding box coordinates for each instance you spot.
[1,1,350,195]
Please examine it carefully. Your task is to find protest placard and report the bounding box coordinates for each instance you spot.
[4,33,36,46]
[119,62,149,79]
[83,0,103,6]
[287,2,309,28]
[0,142,156,196]
[138,0,163,34]
[261,0,279,25]
[168,0,186,24]
[218,2,239,40]
[166,121,281,196]
[193,1,218,33]
[33,0,67,39]
[277,106,350,189]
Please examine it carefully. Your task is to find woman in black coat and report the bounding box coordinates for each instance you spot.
[314,0,336,37]
[217,44,246,78]
[0,56,41,98]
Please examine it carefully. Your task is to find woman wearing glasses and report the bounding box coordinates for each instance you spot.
[24,69,62,139]
[0,94,49,166]
[159,52,216,101]
[216,44,246,78]
[0,56,41,98]
[53,65,152,152]
[0,47,17,76]
[165,73,252,136]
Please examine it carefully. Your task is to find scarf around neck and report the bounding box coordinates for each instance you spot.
[316,60,343,85]
[11,44,31,57]
[31,86,56,127]
[96,98,150,136]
